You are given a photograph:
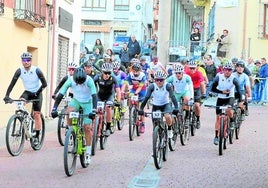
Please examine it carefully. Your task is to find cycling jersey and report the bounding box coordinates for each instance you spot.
[60,76,96,103]
[232,72,250,91]
[185,69,204,89]
[125,72,146,91]
[112,71,127,89]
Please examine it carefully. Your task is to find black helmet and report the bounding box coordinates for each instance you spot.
[132,63,141,71]
[231,57,238,63]
[21,52,32,60]
[236,60,245,67]
[73,68,87,84]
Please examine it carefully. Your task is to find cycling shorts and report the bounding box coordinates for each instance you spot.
[69,98,93,124]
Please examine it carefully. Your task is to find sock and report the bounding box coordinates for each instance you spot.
[230,118,234,122]
[106,122,111,129]
[35,130,40,137]
[215,130,218,137]
[185,110,189,118]
[196,116,200,121]
[168,126,172,130]
[86,146,91,154]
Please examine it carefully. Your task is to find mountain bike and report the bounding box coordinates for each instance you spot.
[205,104,232,156]
[149,110,169,169]
[5,99,45,156]
[63,111,89,176]
[57,96,71,146]
[111,101,125,133]
[91,101,111,156]
[128,95,141,141]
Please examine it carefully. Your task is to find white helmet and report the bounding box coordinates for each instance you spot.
[173,64,184,73]
[154,70,167,79]
[68,62,77,68]
[101,63,113,72]
[113,61,121,69]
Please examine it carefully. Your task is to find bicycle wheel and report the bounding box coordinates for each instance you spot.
[64,127,77,176]
[6,115,25,156]
[100,121,107,150]
[57,108,67,146]
[235,108,242,139]
[128,107,136,141]
[153,125,163,169]
[117,107,125,130]
[162,126,168,162]
[79,136,89,168]
[190,112,197,136]
[228,121,234,144]
[31,114,45,151]
[169,115,178,151]
[219,117,224,156]
[91,116,99,156]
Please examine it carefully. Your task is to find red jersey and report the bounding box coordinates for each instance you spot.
[185,69,204,89]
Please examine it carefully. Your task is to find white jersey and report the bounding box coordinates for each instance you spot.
[151,82,170,106]
[19,66,40,92]
[216,73,235,98]
[149,62,164,72]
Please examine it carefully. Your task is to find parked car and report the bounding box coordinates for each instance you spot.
[112,36,130,54]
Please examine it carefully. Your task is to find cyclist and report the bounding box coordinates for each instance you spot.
[211,61,243,145]
[138,70,179,138]
[140,56,150,79]
[121,62,147,133]
[52,62,77,99]
[185,60,206,129]
[3,52,47,146]
[166,63,194,128]
[83,60,98,79]
[93,63,121,136]
[148,56,168,82]
[232,60,251,120]
[51,68,97,164]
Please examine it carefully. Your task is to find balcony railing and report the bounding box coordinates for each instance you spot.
[13,0,46,28]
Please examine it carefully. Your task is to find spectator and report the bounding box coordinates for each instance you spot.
[92,39,104,55]
[204,55,217,97]
[252,60,261,103]
[246,57,255,73]
[150,33,158,57]
[106,48,115,62]
[119,42,130,70]
[127,35,141,59]
[216,29,230,60]
[93,47,102,62]
[259,57,268,104]
[190,28,201,53]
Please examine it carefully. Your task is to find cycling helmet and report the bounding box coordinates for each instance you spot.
[130,58,139,64]
[140,56,147,61]
[88,54,96,60]
[152,56,158,62]
[83,61,92,67]
[223,61,233,69]
[21,52,32,59]
[101,62,113,72]
[154,70,167,79]
[68,62,78,68]
[103,53,111,59]
[236,60,245,67]
[231,57,238,63]
[132,63,141,71]
[188,60,197,67]
[173,64,184,73]
[255,60,261,64]
[73,68,87,84]
[113,61,121,70]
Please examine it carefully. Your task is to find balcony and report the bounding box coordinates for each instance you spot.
[14,9,46,28]
[0,2,4,14]
[192,0,208,7]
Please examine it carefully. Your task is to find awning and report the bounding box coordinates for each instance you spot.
[81,25,111,33]
[113,26,128,31]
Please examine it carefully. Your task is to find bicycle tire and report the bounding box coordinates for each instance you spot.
[57,108,67,146]
[91,116,99,156]
[128,107,136,141]
[235,108,242,139]
[100,121,107,150]
[6,115,25,156]
[153,125,163,169]
[79,136,89,168]
[30,114,45,151]
[169,116,178,151]
[162,126,168,162]
[219,117,224,156]
[64,127,77,176]
[228,120,234,144]
[190,112,197,136]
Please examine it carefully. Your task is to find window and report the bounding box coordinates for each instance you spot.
[83,0,106,11]
[207,3,215,42]
[114,0,129,11]
[264,4,268,38]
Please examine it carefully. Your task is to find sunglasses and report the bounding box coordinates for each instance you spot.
[68,68,75,71]
[155,79,164,82]
[224,68,233,72]
[175,72,183,75]
[189,67,196,70]
[236,65,244,68]
[103,71,111,75]
[22,59,31,63]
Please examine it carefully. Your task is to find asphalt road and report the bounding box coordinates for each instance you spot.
[0,99,267,188]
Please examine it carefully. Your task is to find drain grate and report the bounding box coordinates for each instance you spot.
[128,176,159,188]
